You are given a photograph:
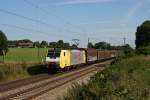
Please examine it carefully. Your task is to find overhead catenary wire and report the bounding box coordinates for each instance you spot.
[0,23,81,41]
[0,8,58,29]
[23,0,88,35]
[0,8,81,35]
[0,23,58,37]
[0,24,55,39]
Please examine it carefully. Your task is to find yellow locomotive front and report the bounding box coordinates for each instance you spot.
[46,49,71,69]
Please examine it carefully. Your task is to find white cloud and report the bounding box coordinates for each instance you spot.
[53,0,114,5]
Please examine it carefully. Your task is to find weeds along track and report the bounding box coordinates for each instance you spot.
[0,61,110,100]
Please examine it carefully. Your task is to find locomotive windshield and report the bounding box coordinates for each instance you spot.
[47,49,60,57]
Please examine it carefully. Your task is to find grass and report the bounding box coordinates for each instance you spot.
[0,63,29,82]
[0,62,51,83]
[61,55,150,100]
[2,48,48,63]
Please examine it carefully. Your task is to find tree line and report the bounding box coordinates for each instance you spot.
[88,41,132,50]
[8,39,73,48]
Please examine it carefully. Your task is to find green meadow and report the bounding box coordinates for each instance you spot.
[2,48,48,63]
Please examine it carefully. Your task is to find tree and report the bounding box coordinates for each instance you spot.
[8,40,18,46]
[135,20,150,49]
[57,40,64,48]
[40,41,48,48]
[0,31,8,61]
[87,42,94,48]
[49,42,57,48]
[33,41,40,48]
[136,46,150,55]
[122,44,134,56]
[94,42,110,49]
[63,42,70,49]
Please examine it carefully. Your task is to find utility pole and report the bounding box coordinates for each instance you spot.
[87,38,90,48]
[38,46,40,62]
[72,39,80,47]
[123,37,126,45]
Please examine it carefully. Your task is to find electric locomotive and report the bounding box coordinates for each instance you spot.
[46,48,86,70]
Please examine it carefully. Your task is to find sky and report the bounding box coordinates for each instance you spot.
[0,0,150,48]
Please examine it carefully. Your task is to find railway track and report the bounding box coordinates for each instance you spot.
[0,60,112,100]
[0,74,50,93]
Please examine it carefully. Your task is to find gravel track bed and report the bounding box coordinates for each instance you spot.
[35,61,112,100]
[13,66,97,100]
[36,69,100,100]
[0,74,50,92]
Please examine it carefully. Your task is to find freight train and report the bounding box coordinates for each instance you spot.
[45,48,121,70]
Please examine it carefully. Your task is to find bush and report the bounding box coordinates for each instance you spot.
[61,56,150,100]
[122,44,135,57]
[136,46,150,55]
